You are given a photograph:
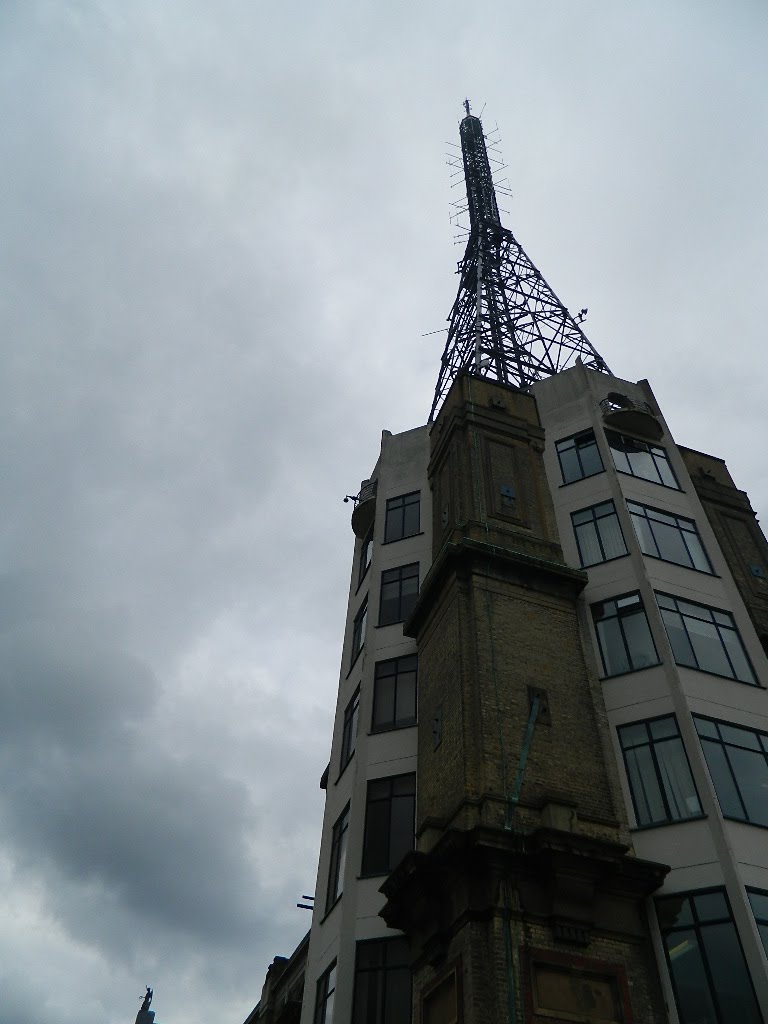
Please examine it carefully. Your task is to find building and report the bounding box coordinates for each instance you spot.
[250,108,768,1024]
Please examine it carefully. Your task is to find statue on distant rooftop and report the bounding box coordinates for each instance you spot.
[140,988,153,1012]
[136,986,155,1024]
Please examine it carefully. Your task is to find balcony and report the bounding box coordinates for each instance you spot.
[600,393,663,440]
[350,478,377,537]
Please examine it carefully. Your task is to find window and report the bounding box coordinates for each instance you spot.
[694,716,768,827]
[423,970,459,1024]
[340,689,360,771]
[361,773,416,876]
[555,430,603,484]
[351,599,367,664]
[592,593,659,676]
[352,937,411,1024]
[606,430,678,488]
[746,888,768,956]
[628,501,712,573]
[379,564,419,626]
[314,961,337,1024]
[571,501,627,566]
[618,716,701,827]
[656,889,761,1024]
[373,655,417,732]
[359,525,374,586]
[384,491,420,543]
[326,805,349,911]
[657,593,756,684]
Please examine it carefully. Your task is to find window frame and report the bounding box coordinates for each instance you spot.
[555,430,604,485]
[656,887,762,1024]
[313,960,337,1024]
[657,592,757,685]
[605,429,680,489]
[571,500,628,567]
[591,591,660,677]
[352,937,412,1024]
[617,715,702,828]
[746,887,768,957]
[378,563,419,626]
[358,524,374,588]
[326,804,350,912]
[627,500,712,574]
[694,715,768,827]
[351,598,368,666]
[372,654,418,733]
[361,772,416,877]
[384,491,421,544]
[340,688,360,773]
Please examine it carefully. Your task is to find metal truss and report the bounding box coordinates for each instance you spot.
[430,111,610,421]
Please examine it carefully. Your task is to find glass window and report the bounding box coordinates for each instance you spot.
[656,889,761,1024]
[618,716,701,826]
[353,937,412,1024]
[379,564,419,626]
[555,430,604,484]
[373,655,417,732]
[591,592,659,676]
[385,492,420,543]
[657,593,757,684]
[351,599,368,664]
[571,501,627,566]
[627,501,712,573]
[314,961,337,1024]
[361,773,416,876]
[694,716,768,827]
[359,525,374,586]
[340,689,360,771]
[606,430,679,488]
[326,805,349,912]
[746,888,768,957]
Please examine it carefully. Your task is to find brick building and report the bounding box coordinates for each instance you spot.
[248,111,768,1024]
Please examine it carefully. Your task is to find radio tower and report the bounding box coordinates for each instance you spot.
[430,101,610,419]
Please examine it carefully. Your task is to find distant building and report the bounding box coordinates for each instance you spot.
[250,108,768,1024]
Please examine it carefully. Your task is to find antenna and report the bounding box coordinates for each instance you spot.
[430,104,609,420]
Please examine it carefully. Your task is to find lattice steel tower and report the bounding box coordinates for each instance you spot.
[430,103,610,420]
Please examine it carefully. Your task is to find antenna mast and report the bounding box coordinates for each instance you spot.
[430,104,610,420]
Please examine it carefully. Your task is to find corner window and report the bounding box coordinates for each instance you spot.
[656,888,761,1024]
[379,564,419,626]
[606,430,678,488]
[571,501,627,566]
[352,938,411,1024]
[746,888,768,956]
[359,525,374,586]
[326,804,349,912]
[340,688,360,771]
[617,716,701,827]
[555,430,603,484]
[373,655,417,732]
[657,593,756,684]
[314,961,337,1024]
[628,501,712,573]
[592,592,659,676]
[694,716,768,827]
[384,491,420,543]
[351,599,367,665]
[361,773,416,876]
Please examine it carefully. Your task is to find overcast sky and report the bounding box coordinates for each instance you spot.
[0,2,766,1022]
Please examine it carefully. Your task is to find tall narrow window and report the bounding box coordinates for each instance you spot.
[656,889,761,1024]
[628,501,712,572]
[746,888,768,956]
[657,593,756,684]
[314,961,337,1024]
[326,804,349,911]
[618,716,701,826]
[694,716,768,826]
[361,773,416,876]
[555,430,603,484]
[571,501,627,566]
[592,593,659,676]
[379,564,419,626]
[340,688,360,771]
[351,599,367,664]
[373,655,417,732]
[359,525,374,586]
[606,430,679,488]
[384,492,420,543]
[353,938,412,1024]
